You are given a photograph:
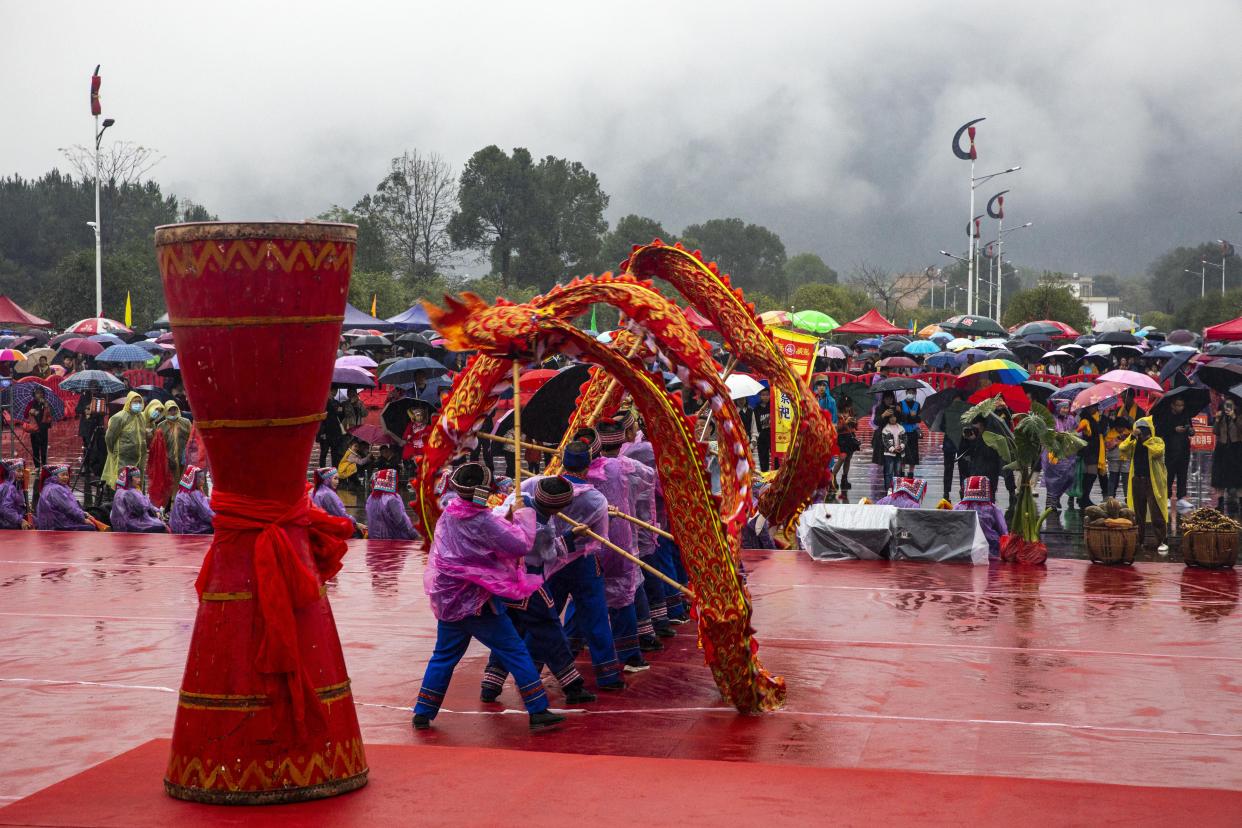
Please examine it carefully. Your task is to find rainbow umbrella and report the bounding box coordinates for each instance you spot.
[958,358,1029,385]
[0,348,26,363]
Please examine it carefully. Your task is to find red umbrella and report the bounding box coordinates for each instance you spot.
[877,356,918,369]
[515,368,559,405]
[968,383,1031,413]
[59,337,104,356]
[156,331,176,344]
[349,423,401,446]
[67,317,132,336]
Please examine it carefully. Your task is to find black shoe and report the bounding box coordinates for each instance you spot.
[529,711,566,732]
[480,690,500,703]
[669,616,690,626]
[563,683,597,705]
[623,655,650,673]
[639,636,663,652]
[655,627,676,638]
[412,713,431,730]
[599,680,626,692]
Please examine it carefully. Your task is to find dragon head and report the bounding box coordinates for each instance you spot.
[423,293,550,358]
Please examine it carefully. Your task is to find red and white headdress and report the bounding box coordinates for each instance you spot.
[371,468,397,494]
[890,477,927,503]
[180,465,204,491]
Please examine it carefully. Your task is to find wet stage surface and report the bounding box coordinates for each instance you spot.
[2,532,1241,805]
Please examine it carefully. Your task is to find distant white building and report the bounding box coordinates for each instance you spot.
[1040,272,1119,328]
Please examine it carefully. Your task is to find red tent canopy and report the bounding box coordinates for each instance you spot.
[1204,317,1242,342]
[832,309,908,336]
[0,295,51,328]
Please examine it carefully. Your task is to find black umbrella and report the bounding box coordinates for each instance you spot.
[1150,385,1210,420]
[351,335,392,349]
[1006,341,1046,362]
[831,381,874,414]
[938,314,1007,337]
[878,340,907,356]
[380,356,449,386]
[1021,333,1054,348]
[521,364,592,443]
[1167,329,1196,345]
[1193,359,1242,393]
[1110,344,1143,358]
[1097,331,1139,345]
[1212,344,1242,358]
[920,388,966,429]
[1159,351,1195,385]
[870,376,923,394]
[1075,336,1097,347]
[1021,380,1060,405]
[382,398,437,439]
[988,349,1019,364]
[1049,382,1093,403]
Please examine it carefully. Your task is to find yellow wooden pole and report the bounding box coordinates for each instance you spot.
[558,513,696,599]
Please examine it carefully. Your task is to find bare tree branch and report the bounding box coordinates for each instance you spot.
[57,142,163,186]
[370,150,458,279]
[847,262,931,318]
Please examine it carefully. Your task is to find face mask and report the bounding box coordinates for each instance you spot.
[151,412,162,422]
[130,403,142,413]
[167,412,179,420]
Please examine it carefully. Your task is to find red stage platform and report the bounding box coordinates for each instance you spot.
[2,533,1241,824]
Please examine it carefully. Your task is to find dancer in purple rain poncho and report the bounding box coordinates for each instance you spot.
[311,466,365,538]
[480,475,598,706]
[954,475,1008,558]
[365,469,417,540]
[412,462,565,733]
[170,465,214,535]
[619,413,678,639]
[1042,400,1078,512]
[0,459,30,530]
[588,421,657,672]
[876,477,927,508]
[110,466,167,533]
[35,465,98,531]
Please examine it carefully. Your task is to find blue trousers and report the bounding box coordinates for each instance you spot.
[547,554,621,685]
[483,585,581,694]
[414,600,549,719]
[609,603,640,661]
[642,565,671,632]
[655,537,688,620]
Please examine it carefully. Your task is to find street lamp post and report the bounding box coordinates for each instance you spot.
[968,166,1021,315]
[984,222,1033,323]
[92,115,116,318]
[1184,267,1204,298]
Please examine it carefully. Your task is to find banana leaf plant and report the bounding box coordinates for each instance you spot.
[962,396,1085,543]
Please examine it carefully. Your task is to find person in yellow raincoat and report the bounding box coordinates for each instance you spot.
[103,391,149,489]
[1118,416,1168,554]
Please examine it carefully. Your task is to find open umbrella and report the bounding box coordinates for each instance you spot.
[1040,350,1074,363]
[1097,331,1140,346]
[96,343,156,364]
[382,398,438,440]
[878,339,907,356]
[1005,341,1045,362]
[60,370,127,395]
[1071,381,1128,412]
[939,314,1007,337]
[88,333,124,346]
[958,359,1029,385]
[790,310,839,334]
[1094,316,1136,334]
[870,376,925,395]
[856,337,883,349]
[1159,351,1196,386]
[920,388,969,444]
[1150,386,1210,420]
[759,310,791,327]
[343,328,385,338]
[925,351,964,371]
[1212,343,1242,358]
[0,348,25,363]
[331,365,376,388]
[725,374,765,400]
[1021,379,1060,405]
[877,356,918,369]
[1049,382,1093,403]
[134,340,165,354]
[12,346,54,373]
[336,354,378,370]
[945,337,974,352]
[1146,345,1194,359]
[351,335,392,349]
[903,340,940,355]
[349,423,402,447]
[917,323,942,338]
[1012,320,1079,339]
[973,337,1009,349]
[1086,343,1112,357]
[831,381,873,414]
[1166,329,1196,346]
[1096,369,1163,392]
[928,330,954,342]
[8,382,65,421]
[379,356,449,386]
[818,344,848,360]
[968,383,1031,414]
[516,364,593,443]
[1194,359,1242,393]
[67,317,132,336]
[987,350,1020,364]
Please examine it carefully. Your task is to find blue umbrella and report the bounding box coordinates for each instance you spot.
[857,337,883,349]
[928,331,953,342]
[380,356,449,386]
[60,370,127,395]
[8,382,65,421]
[88,334,124,345]
[135,340,164,354]
[1049,382,1093,403]
[903,340,940,355]
[96,343,156,364]
[925,351,964,370]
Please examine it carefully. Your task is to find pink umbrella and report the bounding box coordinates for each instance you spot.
[1071,381,1128,412]
[1096,369,1163,392]
[336,354,379,369]
[59,337,105,356]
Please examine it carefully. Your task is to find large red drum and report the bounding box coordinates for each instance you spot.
[156,222,368,804]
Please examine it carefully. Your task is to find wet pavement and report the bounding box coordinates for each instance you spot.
[1,533,1240,805]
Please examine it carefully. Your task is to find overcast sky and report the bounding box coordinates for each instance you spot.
[5,1,1242,279]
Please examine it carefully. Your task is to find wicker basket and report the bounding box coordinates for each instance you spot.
[1084,525,1138,565]
[1182,530,1239,570]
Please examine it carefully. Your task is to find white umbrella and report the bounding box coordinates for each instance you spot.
[946,337,974,352]
[1094,315,1137,333]
[336,354,378,369]
[725,374,765,400]
[973,337,1008,349]
[818,345,848,360]
[1086,343,1112,356]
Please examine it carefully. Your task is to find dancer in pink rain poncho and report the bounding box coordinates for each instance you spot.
[110,466,167,533]
[876,477,927,509]
[366,468,417,540]
[954,475,1008,558]
[169,465,214,535]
